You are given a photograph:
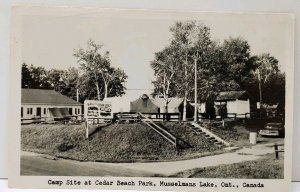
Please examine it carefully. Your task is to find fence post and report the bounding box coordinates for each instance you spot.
[274,144,279,159]
[85,119,89,139]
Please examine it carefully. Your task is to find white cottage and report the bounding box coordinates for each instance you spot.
[214,90,252,118]
[21,88,83,120]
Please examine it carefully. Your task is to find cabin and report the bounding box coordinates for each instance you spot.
[214,90,253,118]
[21,88,83,120]
[130,94,194,118]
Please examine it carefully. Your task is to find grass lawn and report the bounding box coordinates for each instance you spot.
[21,122,222,162]
[170,153,284,179]
[200,119,272,147]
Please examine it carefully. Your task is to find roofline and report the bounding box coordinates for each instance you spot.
[215,98,251,102]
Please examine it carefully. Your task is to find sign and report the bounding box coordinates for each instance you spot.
[257,102,261,109]
[84,100,113,119]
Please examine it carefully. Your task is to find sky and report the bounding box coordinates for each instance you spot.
[21,9,292,100]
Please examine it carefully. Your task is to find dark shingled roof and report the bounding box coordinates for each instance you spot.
[216,90,251,101]
[22,88,82,106]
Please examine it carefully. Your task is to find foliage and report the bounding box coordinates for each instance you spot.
[21,39,128,102]
[73,39,127,100]
[151,20,285,117]
[21,63,80,101]
[21,63,52,89]
[240,53,285,106]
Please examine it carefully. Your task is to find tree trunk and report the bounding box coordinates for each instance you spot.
[183,92,187,121]
[95,83,101,101]
[104,81,108,99]
[182,53,188,121]
[194,57,198,122]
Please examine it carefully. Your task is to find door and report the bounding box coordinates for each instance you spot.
[36,107,41,117]
[69,108,73,115]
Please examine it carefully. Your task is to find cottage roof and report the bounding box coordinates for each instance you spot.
[216,90,251,101]
[22,88,82,106]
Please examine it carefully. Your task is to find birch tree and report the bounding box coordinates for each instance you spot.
[168,20,213,121]
[151,44,179,113]
[169,21,196,121]
[74,40,127,100]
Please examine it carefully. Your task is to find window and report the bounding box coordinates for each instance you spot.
[75,108,77,115]
[21,107,23,118]
[44,108,47,114]
[78,108,80,114]
[27,108,33,115]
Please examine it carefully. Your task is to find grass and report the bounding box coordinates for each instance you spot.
[170,153,284,179]
[199,119,266,147]
[21,122,222,162]
[158,122,219,153]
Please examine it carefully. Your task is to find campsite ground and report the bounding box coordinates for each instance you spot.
[20,119,284,178]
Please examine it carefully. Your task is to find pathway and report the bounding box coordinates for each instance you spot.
[21,142,279,176]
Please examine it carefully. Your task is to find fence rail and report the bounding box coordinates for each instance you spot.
[138,112,178,146]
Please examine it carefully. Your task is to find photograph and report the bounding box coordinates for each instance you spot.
[9,6,294,191]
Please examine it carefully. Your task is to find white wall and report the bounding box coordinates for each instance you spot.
[224,99,250,118]
[21,104,82,119]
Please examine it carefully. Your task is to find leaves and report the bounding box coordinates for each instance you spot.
[73,39,128,100]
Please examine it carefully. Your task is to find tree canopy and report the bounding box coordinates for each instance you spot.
[150,20,285,117]
[73,39,128,100]
[21,40,128,103]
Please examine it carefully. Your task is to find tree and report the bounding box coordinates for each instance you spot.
[46,69,65,91]
[169,20,212,121]
[74,39,127,100]
[219,37,255,85]
[151,44,179,113]
[60,67,80,101]
[187,22,212,121]
[243,53,283,105]
[21,63,32,88]
[21,63,52,89]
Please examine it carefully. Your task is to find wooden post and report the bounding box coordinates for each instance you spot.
[274,144,279,159]
[85,119,89,139]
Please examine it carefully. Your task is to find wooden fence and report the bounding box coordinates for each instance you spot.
[274,143,284,159]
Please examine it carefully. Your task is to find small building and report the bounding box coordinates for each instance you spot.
[130,94,194,118]
[21,88,83,120]
[214,90,253,118]
[103,97,131,113]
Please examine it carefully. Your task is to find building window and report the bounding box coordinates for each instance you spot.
[21,107,23,118]
[44,108,47,114]
[27,108,33,115]
[78,108,80,114]
[75,108,77,115]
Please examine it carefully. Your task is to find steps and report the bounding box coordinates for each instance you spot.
[138,112,179,147]
[189,122,231,148]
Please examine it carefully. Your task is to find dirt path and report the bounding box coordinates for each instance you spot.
[21,143,278,176]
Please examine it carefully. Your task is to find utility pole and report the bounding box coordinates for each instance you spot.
[257,69,263,118]
[194,57,198,122]
[76,88,79,102]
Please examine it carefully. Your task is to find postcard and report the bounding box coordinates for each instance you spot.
[9,6,294,191]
